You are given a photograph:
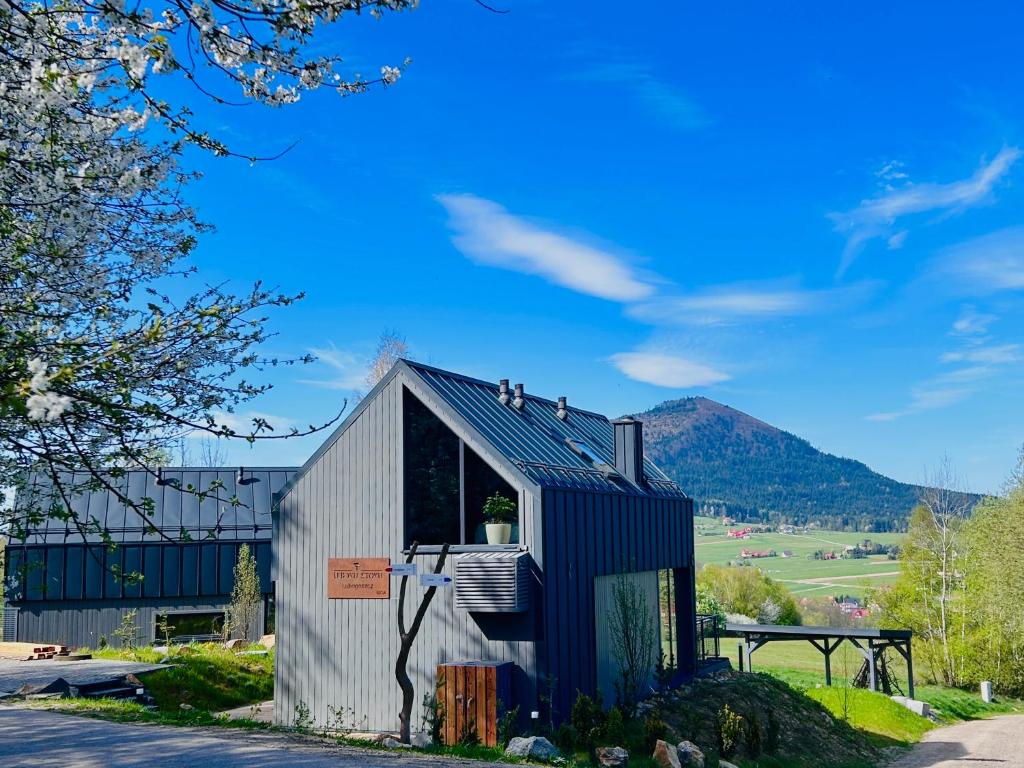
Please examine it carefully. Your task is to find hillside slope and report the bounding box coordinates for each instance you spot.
[640,397,934,531]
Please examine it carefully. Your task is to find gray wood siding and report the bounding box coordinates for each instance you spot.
[539,489,695,721]
[13,597,261,648]
[274,374,540,732]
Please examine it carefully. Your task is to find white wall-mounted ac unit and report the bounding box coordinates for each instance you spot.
[454,551,531,613]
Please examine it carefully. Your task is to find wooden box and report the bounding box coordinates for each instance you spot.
[436,661,512,747]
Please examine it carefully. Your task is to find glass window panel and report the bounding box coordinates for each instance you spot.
[104,546,124,599]
[200,543,218,596]
[218,543,237,594]
[403,388,460,546]
[162,546,180,597]
[84,546,104,599]
[26,548,45,601]
[45,547,64,600]
[155,611,224,642]
[181,545,199,597]
[65,547,84,600]
[463,445,519,544]
[143,546,161,597]
[5,548,25,601]
[255,542,271,593]
[123,547,142,599]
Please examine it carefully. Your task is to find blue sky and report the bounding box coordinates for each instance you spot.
[178,2,1023,494]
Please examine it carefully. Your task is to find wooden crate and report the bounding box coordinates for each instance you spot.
[436,661,512,747]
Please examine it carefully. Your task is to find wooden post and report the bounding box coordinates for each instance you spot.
[738,643,744,672]
[905,641,915,699]
[824,640,833,687]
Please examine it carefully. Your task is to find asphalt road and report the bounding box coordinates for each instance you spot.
[890,715,1024,768]
[0,708,508,767]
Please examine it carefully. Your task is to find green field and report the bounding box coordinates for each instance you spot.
[695,516,906,598]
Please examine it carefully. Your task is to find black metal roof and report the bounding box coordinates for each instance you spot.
[726,623,913,640]
[12,467,297,545]
[407,361,686,497]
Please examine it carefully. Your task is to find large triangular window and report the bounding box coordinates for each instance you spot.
[402,387,518,547]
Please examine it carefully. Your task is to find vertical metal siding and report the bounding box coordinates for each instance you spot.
[274,375,541,732]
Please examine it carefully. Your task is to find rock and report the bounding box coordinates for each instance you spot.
[382,737,411,749]
[595,746,629,767]
[179,703,194,711]
[904,699,931,717]
[223,639,244,649]
[346,732,389,744]
[718,761,739,768]
[652,740,681,768]
[411,732,433,749]
[676,741,705,768]
[505,736,561,762]
[259,634,276,649]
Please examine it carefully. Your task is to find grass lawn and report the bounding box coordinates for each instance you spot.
[695,518,905,598]
[28,642,274,727]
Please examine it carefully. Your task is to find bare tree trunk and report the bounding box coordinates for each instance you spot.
[395,541,450,744]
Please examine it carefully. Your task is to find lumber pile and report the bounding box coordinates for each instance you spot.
[0,642,69,661]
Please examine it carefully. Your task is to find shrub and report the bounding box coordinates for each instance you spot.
[643,711,668,752]
[715,703,744,759]
[745,713,763,757]
[570,691,606,751]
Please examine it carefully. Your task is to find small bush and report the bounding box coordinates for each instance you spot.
[716,703,744,759]
[745,713,762,757]
[643,711,668,752]
[570,691,606,751]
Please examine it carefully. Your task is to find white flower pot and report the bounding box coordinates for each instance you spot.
[485,523,512,545]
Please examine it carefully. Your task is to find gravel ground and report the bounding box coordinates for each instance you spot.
[0,658,166,693]
[889,715,1024,768]
[0,708,510,767]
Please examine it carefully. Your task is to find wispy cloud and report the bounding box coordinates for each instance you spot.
[570,61,709,131]
[609,351,730,388]
[628,280,876,326]
[941,344,1021,365]
[866,366,993,422]
[830,147,1021,275]
[437,193,655,302]
[932,226,1024,294]
[951,305,997,336]
[298,344,367,391]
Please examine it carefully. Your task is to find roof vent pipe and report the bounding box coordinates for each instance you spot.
[237,466,245,484]
[612,416,645,485]
[498,379,510,405]
[512,383,525,410]
[556,396,568,420]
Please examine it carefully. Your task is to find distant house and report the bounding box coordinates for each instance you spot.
[727,527,752,539]
[780,550,794,558]
[274,360,700,731]
[3,466,294,647]
[778,524,795,535]
[739,548,776,559]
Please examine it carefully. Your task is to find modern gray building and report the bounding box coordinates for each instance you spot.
[274,360,697,731]
[3,466,295,647]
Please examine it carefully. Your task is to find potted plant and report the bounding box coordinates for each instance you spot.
[482,492,517,545]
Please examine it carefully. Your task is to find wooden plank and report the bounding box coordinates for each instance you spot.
[475,665,487,746]
[484,665,497,747]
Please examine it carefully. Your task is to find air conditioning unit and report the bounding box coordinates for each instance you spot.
[454,551,531,612]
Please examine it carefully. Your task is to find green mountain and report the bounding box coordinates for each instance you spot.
[639,397,936,532]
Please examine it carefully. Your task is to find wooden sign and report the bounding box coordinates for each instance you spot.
[327,558,391,599]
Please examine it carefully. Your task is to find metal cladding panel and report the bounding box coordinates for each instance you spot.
[10,467,297,545]
[538,487,696,724]
[454,551,531,612]
[407,361,686,499]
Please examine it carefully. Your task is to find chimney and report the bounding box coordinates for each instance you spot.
[498,379,510,405]
[612,417,644,484]
[556,396,568,420]
[512,383,525,410]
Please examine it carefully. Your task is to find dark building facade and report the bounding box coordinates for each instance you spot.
[3,466,295,647]
[274,361,696,731]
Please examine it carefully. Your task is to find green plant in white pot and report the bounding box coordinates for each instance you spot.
[482,493,517,545]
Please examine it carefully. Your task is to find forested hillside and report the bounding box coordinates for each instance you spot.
[639,397,962,531]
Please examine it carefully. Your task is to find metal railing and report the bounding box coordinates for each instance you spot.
[696,613,721,662]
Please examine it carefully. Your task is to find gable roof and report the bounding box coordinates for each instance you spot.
[281,359,687,500]
[12,467,297,545]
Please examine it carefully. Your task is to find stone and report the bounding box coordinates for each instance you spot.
[595,746,629,767]
[223,639,244,649]
[382,737,411,749]
[179,703,194,711]
[676,741,705,768]
[718,761,739,768]
[346,732,389,744]
[259,634,276,649]
[652,740,681,768]
[904,699,931,717]
[505,736,561,762]
[411,732,433,749]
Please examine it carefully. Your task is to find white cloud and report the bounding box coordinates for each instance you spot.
[572,61,709,131]
[437,193,654,302]
[831,147,1021,275]
[867,366,996,422]
[933,226,1024,293]
[298,344,367,391]
[941,344,1021,365]
[609,351,730,388]
[951,305,996,336]
[629,281,875,326]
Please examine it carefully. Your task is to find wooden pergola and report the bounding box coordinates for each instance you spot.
[726,623,915,698]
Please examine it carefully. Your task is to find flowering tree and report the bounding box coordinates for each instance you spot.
[0,0,414,543]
